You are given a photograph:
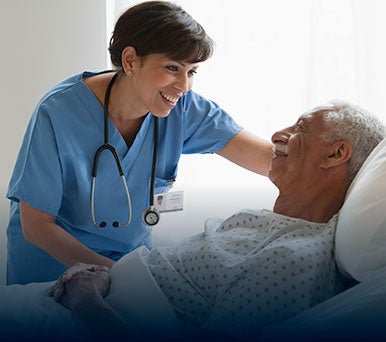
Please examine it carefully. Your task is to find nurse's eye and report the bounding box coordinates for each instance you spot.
[188,69,197,77]
[166,65,179,72]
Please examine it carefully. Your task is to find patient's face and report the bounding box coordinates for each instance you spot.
[269,110,329,191]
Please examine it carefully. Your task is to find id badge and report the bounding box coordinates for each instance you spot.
[154,190,184,213]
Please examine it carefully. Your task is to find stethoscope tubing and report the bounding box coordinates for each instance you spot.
[149,117,158,207]
[90,72,159,228]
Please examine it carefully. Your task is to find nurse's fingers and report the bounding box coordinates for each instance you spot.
[60,263,97,282]
[47,284,54,297]
[47,281,65,301]
[61,263,110,282]
[47,264,110,300]
[95,265,111,273]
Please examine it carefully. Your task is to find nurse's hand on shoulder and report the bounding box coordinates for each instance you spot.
[48,263,111,302]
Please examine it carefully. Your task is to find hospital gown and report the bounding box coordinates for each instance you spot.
[144,209,340,337]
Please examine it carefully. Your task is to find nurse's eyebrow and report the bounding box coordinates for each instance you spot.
[175,61,199,70]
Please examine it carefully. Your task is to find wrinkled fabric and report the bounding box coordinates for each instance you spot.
[145,209,340,337]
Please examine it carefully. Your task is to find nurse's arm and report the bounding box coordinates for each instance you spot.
[19,201,115,268]
[216,129,274,177]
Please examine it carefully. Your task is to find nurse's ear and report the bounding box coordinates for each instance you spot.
[122,46,138,75]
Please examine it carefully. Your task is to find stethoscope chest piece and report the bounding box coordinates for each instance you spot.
[142,206,160,226]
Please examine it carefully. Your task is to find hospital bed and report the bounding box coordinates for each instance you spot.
[0,137,386,340]
[260,136,386,341]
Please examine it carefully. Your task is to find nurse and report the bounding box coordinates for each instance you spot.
[6,1,273,284]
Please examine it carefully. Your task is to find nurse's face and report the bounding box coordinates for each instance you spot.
[130,53,199,117]
[269,110,330,191]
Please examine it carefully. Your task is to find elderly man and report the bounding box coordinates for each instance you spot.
[48,100,385,339]
[2,100,385,340]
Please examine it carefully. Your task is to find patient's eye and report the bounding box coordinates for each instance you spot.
[295,119,304,131]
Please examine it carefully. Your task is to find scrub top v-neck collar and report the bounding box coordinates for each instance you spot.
[76,75,154,175]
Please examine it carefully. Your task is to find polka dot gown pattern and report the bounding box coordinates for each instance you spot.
[144,209,339,337]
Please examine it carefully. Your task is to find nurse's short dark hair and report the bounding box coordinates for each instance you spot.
[109,1,214,68]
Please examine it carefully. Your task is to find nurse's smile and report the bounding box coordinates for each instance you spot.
[160,91,179,110]
[160,91,179,104]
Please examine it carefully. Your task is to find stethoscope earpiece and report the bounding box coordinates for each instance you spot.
[95,221,127,228]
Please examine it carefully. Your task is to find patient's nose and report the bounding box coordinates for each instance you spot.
[271,130,290,144]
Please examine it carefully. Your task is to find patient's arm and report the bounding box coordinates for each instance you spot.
[58,267,137,337]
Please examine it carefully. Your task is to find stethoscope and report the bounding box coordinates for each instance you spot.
[91,72,160,228]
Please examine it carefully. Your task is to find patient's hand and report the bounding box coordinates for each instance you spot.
[54,268,131,335]
[48,263,110,301]
[58,268,111,312]
[54,267,135,336]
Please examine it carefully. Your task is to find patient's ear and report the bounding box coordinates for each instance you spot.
[321,140,353,169]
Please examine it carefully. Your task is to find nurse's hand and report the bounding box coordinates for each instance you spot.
[48,263,110,301]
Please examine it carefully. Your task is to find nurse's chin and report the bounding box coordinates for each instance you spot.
[152,109,173,118]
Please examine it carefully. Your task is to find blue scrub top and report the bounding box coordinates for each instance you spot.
[6,71,242,284]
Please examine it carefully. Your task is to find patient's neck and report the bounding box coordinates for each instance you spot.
[273,186,347,223]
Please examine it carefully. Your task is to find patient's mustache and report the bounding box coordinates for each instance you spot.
[274,143,289,155]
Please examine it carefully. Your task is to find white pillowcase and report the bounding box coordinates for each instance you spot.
[335,138,386,281]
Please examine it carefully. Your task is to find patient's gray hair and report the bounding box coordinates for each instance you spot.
[315,100,386,183]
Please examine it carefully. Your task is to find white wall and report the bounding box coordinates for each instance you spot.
[0,0,108,284]
[0,0,108,187]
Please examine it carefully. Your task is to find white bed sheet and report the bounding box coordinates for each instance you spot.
[0,246,181,339]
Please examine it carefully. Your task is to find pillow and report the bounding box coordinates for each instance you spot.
[335,138,386,281]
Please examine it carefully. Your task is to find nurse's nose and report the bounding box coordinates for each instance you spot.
[174,73,191,93]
